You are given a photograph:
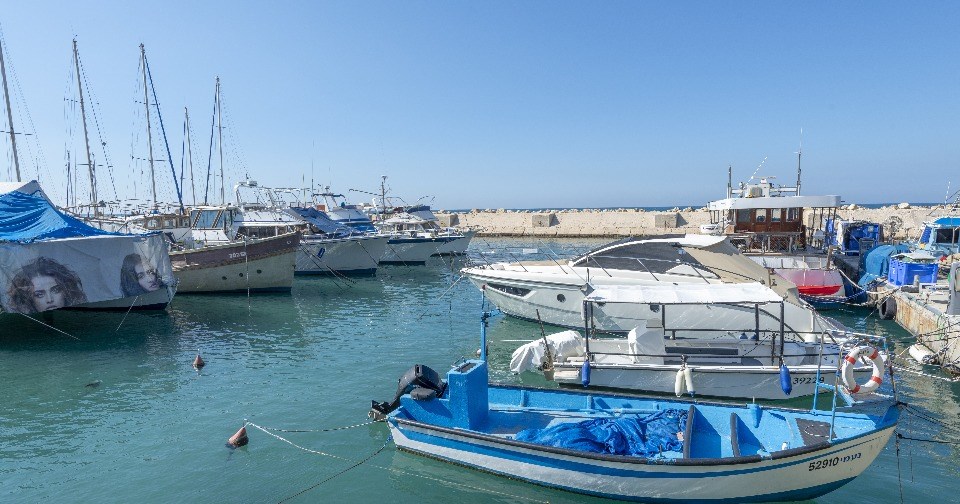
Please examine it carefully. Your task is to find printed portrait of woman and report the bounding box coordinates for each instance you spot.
[6,256,89,313]
[120,253,164,297]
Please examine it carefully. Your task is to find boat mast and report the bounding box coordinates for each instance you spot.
[0,37,20,182]
[184,107,196,205]
[73,39,98,216]
[216,77,224,204]
[140,44,157,209]
[380,175,387,219]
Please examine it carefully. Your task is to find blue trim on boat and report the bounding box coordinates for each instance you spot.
[294,268,377,276]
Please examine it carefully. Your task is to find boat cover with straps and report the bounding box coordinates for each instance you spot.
[0,181,174,314]
[286,207,354,236]
[514,408,687,457]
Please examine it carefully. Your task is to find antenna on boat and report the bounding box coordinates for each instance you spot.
[726,165,732,198]
[795,128,803,196]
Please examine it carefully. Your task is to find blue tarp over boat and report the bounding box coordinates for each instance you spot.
[859,244,911,287]
[514,409,687,457]
[0,181,118,242]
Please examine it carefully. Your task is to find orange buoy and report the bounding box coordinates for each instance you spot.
[227,426,248,448]
[193,353,205,370]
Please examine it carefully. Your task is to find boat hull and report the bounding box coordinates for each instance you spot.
[170,233,298,293]
[390,418,893,502]
[381,237,448,265]
[70,284,176,311]
[552,362,872,400]
[433,230,475,256]
[295,235,387,275]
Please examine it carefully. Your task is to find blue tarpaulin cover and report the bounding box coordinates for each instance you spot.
[514,409,687,457]
[859,244,911,287]
[0,185,118,242]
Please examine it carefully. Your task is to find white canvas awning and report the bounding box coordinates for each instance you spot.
[585,282,784,305]
[707,194,841,211]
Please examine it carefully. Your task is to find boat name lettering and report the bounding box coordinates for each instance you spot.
[808,452,860,471]
[792,376,825,385]
[228,251,248,259]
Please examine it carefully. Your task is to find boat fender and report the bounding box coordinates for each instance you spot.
[581,358,591,388]
[683,366,695,397]
[674,368,686,397]
[841,346,884,394]
[748,403,762,428]
[779,364,792,396]
[878,297,897,320]
[227,426,249,448]
[908,343,939,365]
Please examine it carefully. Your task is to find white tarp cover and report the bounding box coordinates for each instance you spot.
[586,282,783,305]
[510,330,584,373]
[0,234,174,314]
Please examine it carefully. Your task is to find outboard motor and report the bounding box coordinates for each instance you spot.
[369,364,446,420]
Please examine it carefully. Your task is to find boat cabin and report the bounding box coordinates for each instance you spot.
[707,176,840,253]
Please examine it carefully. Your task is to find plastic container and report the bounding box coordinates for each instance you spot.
[888,259,939,286]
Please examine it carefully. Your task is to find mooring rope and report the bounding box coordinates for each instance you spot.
[276,437,390,504]
[115,295,141,332]
[17,313,81,340]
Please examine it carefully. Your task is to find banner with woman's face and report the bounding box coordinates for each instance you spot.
[0,234,174,314]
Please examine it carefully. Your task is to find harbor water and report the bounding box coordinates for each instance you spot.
[2,237,959,503]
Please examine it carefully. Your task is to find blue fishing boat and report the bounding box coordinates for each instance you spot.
[371,302,900,502]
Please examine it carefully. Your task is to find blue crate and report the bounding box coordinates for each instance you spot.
[889,259,939,286]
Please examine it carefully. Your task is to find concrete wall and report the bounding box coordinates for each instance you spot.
[437,205,939,239]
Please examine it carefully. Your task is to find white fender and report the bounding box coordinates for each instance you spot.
[683,366,695,396]
[841,346,884,394]
[674,368,686,397]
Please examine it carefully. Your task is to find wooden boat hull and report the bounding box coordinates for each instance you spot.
[170,233,298,293]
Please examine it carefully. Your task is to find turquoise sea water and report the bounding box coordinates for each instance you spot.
[2,237,959,503]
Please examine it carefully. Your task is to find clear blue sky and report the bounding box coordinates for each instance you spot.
[1,1,958,210]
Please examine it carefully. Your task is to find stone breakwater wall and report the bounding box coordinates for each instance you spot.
[437,205,940,241]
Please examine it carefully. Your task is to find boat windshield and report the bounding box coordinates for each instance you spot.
[570,238,715,276]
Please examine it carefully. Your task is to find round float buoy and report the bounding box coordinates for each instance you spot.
[841,346,884,394]
[878,297,897,320]
[227,426,248,448]
[193,353,205,370]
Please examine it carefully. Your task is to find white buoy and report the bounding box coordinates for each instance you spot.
[683,366,695,397]
[674,368,686,397]
[909,344,938,365]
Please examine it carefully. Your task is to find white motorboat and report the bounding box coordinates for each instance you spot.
[463,234,839,337]
[511,283,885,400]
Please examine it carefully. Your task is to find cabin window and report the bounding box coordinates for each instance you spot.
[193,210,222,229]
[787,208,800,221]
[754,209,766,223]
[935,228,959,244]
[146,218,159,229]
[770,209,782,223]
[163,219,174,228]
[487,283,531,297]
[736,210,751,223]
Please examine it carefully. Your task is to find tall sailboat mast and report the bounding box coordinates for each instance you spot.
[0,37,20,182]
[140,44,157,209]
[73,39,98,216]
[184,107,196,205]
[216,77,224,204]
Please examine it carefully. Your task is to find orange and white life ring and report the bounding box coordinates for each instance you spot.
[841,346,884,394]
